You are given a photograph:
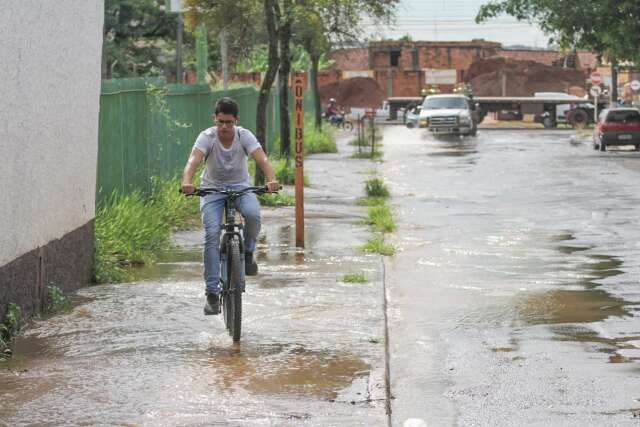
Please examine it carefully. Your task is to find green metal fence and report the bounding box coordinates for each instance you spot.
[97,78,315,204]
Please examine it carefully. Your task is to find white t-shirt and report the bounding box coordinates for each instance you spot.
[193,126,261,187]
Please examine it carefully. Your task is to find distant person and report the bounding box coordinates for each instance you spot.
[325,98,340,124]
[181,97,279,315]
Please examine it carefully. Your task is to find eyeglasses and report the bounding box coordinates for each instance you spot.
[216,119,236,127]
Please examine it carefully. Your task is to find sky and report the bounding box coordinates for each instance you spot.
[363,0,551,48]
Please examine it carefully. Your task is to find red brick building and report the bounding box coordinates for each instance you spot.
[327,41,599,98]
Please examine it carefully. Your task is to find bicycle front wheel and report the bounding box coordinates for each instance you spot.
[342,121,354,132]
[229,237,243,342]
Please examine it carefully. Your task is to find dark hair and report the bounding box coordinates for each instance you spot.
[214,97,239,117]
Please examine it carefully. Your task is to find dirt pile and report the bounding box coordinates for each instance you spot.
[319,77,385,110]
[466,57,587,96]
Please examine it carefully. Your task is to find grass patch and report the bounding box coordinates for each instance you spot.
[365,178,390,198]
[274,158,310,186]
[150,176,201,230]
[94,190,170,283]
[305,121,337,154]
[360,234,396,256]
[249,157,310,187]
[0,303,21,357]
[341,273,368,283]
[351,150,383,160]
[366,204,397,233]
[46,285,72,314]
[357,196,387,206]
[258,191,295,206]
[94,175,203,284]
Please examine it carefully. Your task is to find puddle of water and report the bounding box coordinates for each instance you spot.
[518,289,629,324]
[199,344,370,400]
[517,250,629,325]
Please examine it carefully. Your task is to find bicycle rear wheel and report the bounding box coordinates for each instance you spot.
[228,237,243,342]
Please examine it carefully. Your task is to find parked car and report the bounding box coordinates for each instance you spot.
[418,94,478,136]
[593,108,640,151]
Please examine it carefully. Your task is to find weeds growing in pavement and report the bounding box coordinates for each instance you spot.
[358,175,396,256]
[360,234,396,256]
[357,196,387,207]
[366,204,397,233]
[342,273,368,283]
[365,178,390,198]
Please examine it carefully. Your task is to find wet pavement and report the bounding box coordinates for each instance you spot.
[5,126,640,426]
[383,127,640,426]
[0,134,389,426]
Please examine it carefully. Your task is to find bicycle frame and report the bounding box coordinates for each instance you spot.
[219,193,245,294]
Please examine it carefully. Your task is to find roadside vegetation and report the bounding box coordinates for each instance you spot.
[359,176,397,256]
[94,176,201,283]
[341,273,368,283]
[350,123,384,159]
[0,303,21,359]
[46,285,73,314]
[250,116,337,206]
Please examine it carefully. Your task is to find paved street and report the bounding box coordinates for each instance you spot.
[382,127,640,426]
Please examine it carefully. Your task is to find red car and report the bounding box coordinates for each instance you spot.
[593,108,640,151]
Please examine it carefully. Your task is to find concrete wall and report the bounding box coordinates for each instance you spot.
[0,1,104,319]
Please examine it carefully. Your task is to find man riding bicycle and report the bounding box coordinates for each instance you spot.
[181,97,279,315]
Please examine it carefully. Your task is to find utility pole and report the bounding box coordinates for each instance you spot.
[176,12,184,83]
[220,29,229,90]
[196,25,208,84]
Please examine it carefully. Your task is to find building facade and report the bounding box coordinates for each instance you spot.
[0,1,104,320]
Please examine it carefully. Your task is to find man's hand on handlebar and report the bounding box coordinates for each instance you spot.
[266,181,280,193]
[181,182,195,194]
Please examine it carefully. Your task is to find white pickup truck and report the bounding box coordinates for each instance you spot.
[417,94,478,136]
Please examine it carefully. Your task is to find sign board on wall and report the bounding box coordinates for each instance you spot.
[424,69,457,84]
[343,71,374,79]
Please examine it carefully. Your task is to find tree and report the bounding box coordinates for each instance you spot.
[476,0,640,100]
[294,0,400,129]
[103,0,185,79]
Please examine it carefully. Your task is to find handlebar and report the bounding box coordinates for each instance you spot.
[180,185,282,197]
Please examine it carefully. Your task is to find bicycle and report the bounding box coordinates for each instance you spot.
[326,112,354,132]
[182,185,275,342]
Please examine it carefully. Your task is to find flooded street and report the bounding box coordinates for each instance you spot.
[0,140,388,426]
[3,126,640,426]
[383,127,640,426]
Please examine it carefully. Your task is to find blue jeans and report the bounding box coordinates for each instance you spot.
[200,185,261,294]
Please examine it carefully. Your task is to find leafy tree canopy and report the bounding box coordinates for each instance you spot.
[476,0,640,63]
[104,0,185,77]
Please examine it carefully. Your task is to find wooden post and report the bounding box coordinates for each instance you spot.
[294,74,305,248]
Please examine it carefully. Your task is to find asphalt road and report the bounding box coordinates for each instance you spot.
[382,127,640,426]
